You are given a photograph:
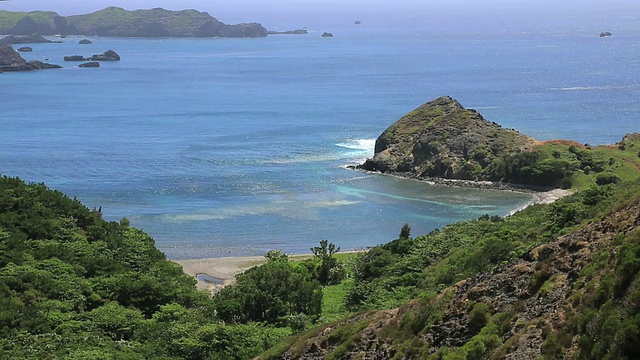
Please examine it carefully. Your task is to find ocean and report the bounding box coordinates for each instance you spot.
[1,19,639,259]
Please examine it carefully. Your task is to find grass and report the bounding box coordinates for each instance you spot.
[536,135,640,191]
[322,278,353,323]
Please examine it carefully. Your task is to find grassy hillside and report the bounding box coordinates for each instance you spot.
[66,7,220,37]
[262,158,640,358]
[0,11,58,34]
[0,7,267,37]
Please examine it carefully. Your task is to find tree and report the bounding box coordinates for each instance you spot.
[311,240,344,285]
[399,223,412,239]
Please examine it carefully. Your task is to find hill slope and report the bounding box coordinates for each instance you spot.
[263,177,640,359]
[0,176,287,359]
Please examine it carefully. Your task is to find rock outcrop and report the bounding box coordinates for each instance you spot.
[79,61,100,68]
[90,50,120,61]
[321,32,334,37]
[0,44,61,72]
[599,31,612,37]
[79,39,93,44]
[64,50,120,62]
[358,96,537,180]
[0,7,267,38]
[63,55,86,61]
[17,46,32,52]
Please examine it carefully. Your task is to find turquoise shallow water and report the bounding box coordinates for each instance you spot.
[1,22,639,259]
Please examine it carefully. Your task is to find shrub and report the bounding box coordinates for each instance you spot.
[595,173,621,186]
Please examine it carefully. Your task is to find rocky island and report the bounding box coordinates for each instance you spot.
[0,7,267,38]
[357,96,632,190]
[64,50,120,62]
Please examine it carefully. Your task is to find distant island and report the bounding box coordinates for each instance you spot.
[599,31,612,37]
[0,7,267,38]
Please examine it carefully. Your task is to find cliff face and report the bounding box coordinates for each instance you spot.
[359,96,537,180]
[0,7,267,38]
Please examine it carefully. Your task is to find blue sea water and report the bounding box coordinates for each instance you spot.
[1,20,639,259]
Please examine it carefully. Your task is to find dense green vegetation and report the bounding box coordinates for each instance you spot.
[0,175,354,359]
[0,176,289,359]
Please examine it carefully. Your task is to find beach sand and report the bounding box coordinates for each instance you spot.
[174,254,316,294]
[174,188,572,293]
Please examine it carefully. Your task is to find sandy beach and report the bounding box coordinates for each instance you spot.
[174,256,266,293]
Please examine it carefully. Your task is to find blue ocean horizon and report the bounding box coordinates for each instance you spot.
[2,17,639,259]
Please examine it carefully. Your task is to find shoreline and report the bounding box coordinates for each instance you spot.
[176,171,572,294]
[345,166,572,211]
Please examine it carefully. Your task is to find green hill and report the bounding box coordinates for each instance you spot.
[0,176,287,359]
[0,7,267,37]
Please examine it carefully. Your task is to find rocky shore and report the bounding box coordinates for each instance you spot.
[0,43,61,72]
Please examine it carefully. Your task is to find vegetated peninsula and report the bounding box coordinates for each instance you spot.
[357,96,636,190]
[0,7,267,37]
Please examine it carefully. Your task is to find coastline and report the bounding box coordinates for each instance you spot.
[346,165,572,212]
[176,171,571,294]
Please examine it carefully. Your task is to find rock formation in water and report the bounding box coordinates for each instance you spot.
[79,61,100,68]
[321,32,334,37]
[358,96,537,181]
[64,50,120,62]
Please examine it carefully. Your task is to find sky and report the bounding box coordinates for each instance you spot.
[0,0,636,33]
